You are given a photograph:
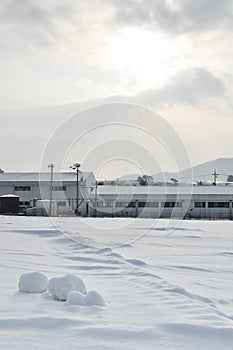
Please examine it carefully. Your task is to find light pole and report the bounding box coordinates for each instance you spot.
[70,163,81,215]
[94,180,98,217]
[48,163,54,216]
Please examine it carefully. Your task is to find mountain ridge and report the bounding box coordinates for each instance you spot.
[119,157,233,183]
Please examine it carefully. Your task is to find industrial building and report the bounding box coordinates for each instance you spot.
[90,185,233,219]
[0,171,95,215]
[0,171,233,219]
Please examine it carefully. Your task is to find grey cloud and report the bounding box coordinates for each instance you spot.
[0,0,55,47]
[1,0,232,51]
[0,0,75,48]
[134,67,226,107]
[113,0,233,34]
[2,0,50,23]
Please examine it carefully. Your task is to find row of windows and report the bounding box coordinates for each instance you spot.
[96,201,113,208]
[195,202,230,208]
[14,185,67,192]
[139,202,159,208]
[162,202,182,208]
[195,202,206,208]
[95,201,232,209]
[208,202,229,208]
[95,201,182,208]
[15,186,31,191]
[19,201,30,207]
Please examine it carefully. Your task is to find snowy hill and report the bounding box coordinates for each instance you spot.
[154,157,233,182]
[120,157,233,183]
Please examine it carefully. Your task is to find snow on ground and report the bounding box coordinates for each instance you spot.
[0,215,233,349]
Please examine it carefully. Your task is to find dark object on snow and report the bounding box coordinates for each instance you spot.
[0,195,19,214]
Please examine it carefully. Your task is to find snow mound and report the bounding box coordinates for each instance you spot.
[65,291,86,306]
[48,274,86,301]
[66,274,87,294]
[18,272,48,293]
[85,290,105,306]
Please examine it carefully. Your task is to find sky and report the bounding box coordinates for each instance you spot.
[0,0,233,178]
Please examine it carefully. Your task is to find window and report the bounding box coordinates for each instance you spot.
[195,202,206,208]
[103,201,113,207]
[126,201,136,208]
[19,201,30,207]
[208,202,229,208]
[116,202,126,208]
[139,201,159,208]
[15,186,31,191]
[52,186,66,191]
[146,202,159,208]
[115,201,136,208]
[161,202,182,208]
[96,201,113,208]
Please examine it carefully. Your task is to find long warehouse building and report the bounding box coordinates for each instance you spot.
[0,172,233,219]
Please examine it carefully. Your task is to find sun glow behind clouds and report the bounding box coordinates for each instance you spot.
[108,27,186,90]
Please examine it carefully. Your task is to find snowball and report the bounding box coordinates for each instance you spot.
[18,272,48,293]
[85,290,105,306]
[48,274,86,301]
[65,274,87,295]
[65,291,86,306]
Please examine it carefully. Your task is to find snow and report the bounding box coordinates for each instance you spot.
[0,194,19,197]
[97,184,233,195]
[85,290,106,306]
[48,274,86,301]
[65,290,86,306]
[0,171,93,183]
[18,272,48,293]
[65,290,105,307]
[0,215,233,349]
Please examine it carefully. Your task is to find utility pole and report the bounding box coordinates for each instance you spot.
[70,163,81,215]
[48,163,54,216]
[212,169,219,186]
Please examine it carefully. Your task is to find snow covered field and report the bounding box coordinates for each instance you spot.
[1,216,233,349]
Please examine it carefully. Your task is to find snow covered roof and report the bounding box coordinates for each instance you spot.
[0,194,19,197]
[97,185,233,196]
[0,172,94,183]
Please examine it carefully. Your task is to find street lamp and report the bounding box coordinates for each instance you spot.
[70,163,81,215]
[48,163,54,216]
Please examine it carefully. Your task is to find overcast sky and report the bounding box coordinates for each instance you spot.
[0,0,233,178]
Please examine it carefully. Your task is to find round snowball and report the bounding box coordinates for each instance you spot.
[18,272,48,293]
[48,274,86,301]
[85,290,105,306]
[66,291,86,306]
[65,274,87,295]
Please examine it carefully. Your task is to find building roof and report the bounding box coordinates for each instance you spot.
[0,172,94,183]
[0,194,19,197]
[96,185,233,196]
